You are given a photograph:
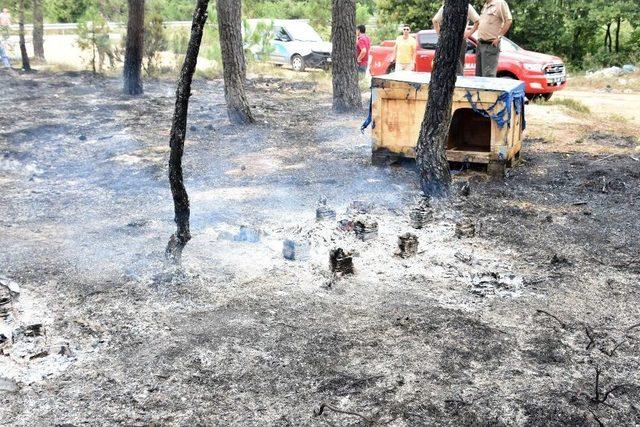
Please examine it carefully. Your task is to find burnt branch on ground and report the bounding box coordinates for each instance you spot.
[589,366,630,407]
[314,403,374,426]
[165,0,209,264]
[535,309,568,329]
[585,326,596,350]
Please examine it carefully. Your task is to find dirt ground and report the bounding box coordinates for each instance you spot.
[1,69,639,426]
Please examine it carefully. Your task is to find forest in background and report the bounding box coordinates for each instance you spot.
[5,0,640,69]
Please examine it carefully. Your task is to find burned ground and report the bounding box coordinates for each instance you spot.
[1,70,639,426]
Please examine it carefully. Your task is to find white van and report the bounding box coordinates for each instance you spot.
[245,19,332,72]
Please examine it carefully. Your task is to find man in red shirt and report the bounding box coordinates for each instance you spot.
[356,24,371,75]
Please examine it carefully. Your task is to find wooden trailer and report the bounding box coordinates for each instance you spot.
[367,72,526,170]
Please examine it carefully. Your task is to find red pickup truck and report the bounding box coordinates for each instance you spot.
[369,30,567,99]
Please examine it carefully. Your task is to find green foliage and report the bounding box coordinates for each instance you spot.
[201,5,221,63]
[143,10,168,75]
[376,0,640,68]
[243,19,275,62]
[169,28,189,55]
[45,0,125,22]
[76,5,113,73]
[45,0,93,23]
[375,0,441,29]
[40,0,640,70]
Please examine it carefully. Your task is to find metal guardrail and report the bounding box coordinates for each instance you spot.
[8,21,193,35]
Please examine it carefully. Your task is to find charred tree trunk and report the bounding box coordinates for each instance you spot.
[614,15,621,54]
[166,0,209,264]
[18,0,31,71]
[216,0,255,124]
[331,0,361,113]
[604,23,611,53]
[123,0,145,95]
[415,0,469,198]
[32,0,44,60]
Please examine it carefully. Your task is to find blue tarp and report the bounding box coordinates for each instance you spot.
[463,82,526,129]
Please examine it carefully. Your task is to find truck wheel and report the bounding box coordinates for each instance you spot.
[386,63,395,74]
[542,93,553,101]
[291,55,306,72]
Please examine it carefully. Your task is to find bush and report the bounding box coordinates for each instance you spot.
[77,6,114,73]
[144,12,168,75]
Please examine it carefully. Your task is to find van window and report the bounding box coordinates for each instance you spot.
[274,26,291,42]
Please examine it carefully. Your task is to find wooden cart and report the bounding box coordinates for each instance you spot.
[369,72,526,170]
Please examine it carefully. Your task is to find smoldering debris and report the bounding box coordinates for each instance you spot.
[234,226,262,243]
[409,198,432,229]
[396,233,419,258]
[550,254,572,267]
[330,248,354,275]
[469,272,524,297]
[282,239,310,261]
[353,217,378,241]
[316,198,336,221]
[347,200,374,215]
[218,226,263,243]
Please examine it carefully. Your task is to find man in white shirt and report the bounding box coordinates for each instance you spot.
[433,3,480,76]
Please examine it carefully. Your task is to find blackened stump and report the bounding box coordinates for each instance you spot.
[354,218,378,241]
[397,233,419,258]
[166,0,210,264]
[330,248,354,275]
[415,0,469,197]
[123,0,145,96]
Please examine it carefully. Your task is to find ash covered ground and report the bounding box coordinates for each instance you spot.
[1,70,639,426]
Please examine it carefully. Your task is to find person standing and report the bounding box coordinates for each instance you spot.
[0,39,10,68]
[0,8,11,41]
[432,3,480,76]
[476,0,512,77]
[356,24,371,75]
[393,25,417,71]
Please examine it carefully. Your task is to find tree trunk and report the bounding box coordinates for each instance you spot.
[18,0,31,71]
[614,15,621,54]
[331,0,361,113]
[166,0,209,264]
[123,0,145,95]
[32,0,45,60]
[415,0,469,198]
[216,0,255,124]
[604,22,611,53]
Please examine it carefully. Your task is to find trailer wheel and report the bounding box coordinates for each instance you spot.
[291,55,306,72]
